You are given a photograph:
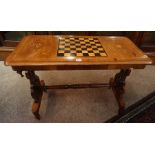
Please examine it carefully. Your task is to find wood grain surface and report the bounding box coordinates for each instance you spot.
[5,35,152,70]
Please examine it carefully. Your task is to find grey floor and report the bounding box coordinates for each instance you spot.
[0,61,155,122]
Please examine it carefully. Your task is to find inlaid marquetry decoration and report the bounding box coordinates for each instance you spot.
[57,37,107,57]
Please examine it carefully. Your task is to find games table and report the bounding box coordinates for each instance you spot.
[5,35,152,119]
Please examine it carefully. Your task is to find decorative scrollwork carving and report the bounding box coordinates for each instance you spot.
[113,69,131,88]
[25,71,43,119]
[110,69,131,114]
[16,70,24,77]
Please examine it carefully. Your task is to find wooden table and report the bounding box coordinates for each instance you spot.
[5,35,152,119]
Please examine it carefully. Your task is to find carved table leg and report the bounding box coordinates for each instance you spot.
[25,71,44,120]
[110,69,131,114]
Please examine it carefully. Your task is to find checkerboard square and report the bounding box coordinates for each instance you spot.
[83,53,89,56]
[89,53,95,56]
[100,53,107,56]
[77,53,83,57]
[64,53,71,57]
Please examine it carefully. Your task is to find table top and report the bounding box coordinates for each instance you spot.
[5,35,152,70]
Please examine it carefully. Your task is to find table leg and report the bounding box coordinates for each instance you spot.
[110,69,131,114]
[25,71,44,120]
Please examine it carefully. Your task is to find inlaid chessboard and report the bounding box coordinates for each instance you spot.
[57,37,107,57]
